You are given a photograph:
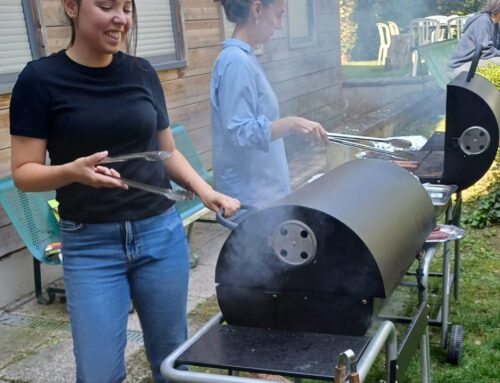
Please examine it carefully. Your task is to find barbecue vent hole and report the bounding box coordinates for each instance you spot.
[466,146,471,150]
[300,230,308,238]
[479,145,484,150]
[280,228,288,236]
[280,250,288,257]
[300,252,308,259]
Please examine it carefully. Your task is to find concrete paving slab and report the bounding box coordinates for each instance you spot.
[126,310,143,333]
[187,214,227,252]
[8,293,68,322]
[0,330,74,383]
[0,329,143,383]
[124,348,152,383]
[0,325,57,371]
[187,264,217,313]
[192,230,228,267]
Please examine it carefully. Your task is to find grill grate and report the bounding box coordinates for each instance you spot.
[0,310,144,345]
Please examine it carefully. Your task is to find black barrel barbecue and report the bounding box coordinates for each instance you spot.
[412,71,500,191]
[216,159,436,336]
[161,159,439,383]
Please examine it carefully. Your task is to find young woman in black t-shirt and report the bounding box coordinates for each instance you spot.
[9,1,239,382]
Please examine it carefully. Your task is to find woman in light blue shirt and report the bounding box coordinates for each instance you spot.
[211,0,328,207]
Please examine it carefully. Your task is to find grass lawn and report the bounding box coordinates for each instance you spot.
[342,60,411,80]
[187,154,499,383]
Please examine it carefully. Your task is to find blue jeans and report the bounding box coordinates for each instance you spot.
[60,207,189,383]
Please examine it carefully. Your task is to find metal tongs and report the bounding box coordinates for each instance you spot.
[327,132,412,160]
[98,151,171,164]
[106,174,195,202]
[98,150,194,201]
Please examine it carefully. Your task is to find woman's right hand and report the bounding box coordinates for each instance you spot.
[272,116,329,144]
[69,151,128,189]
[286,116,329,144]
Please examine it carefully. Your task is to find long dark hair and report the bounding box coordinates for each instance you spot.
[215,0,276,25]
[64,0,138,55]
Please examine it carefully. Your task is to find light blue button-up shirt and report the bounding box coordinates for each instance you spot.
[210,39,290,206]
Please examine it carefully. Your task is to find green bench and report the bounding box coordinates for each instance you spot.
[0,124,211,303]
[418,39,458,90]
[171,123,217,265]
[0,177,64,304]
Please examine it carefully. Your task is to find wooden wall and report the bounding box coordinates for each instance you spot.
[264,0,343,155]
[0,0,342,263]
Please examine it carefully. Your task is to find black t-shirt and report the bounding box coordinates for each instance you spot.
[10,50,175,223]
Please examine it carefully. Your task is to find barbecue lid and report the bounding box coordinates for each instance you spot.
[214,160,436,335]
[443,72,500,190]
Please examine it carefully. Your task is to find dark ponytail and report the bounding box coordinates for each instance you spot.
[215,0,275,25]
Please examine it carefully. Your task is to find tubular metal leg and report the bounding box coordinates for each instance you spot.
[441,241,451,349]
[356,321,397,383]
[34,258,53,305]
[420,327,431,383]
[451,192,462,302]
[33,258,43,299]
[33,258,65,305]
[453,239,460,302]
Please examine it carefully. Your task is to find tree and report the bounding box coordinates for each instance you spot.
[339,0,357,61]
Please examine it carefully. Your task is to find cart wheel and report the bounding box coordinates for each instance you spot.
[447,324,464,365]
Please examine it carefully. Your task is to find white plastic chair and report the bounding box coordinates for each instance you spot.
[447,15,470,39]
[410,18,441,76]
[411,18,441,46]
[425,15,449,25]
[425,15,450,40]
[376,22,391,65]
[387,21,400,36]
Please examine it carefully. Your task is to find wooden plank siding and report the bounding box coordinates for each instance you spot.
[0,0,342,260]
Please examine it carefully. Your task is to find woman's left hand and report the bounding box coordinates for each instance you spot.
[200,190,240,217]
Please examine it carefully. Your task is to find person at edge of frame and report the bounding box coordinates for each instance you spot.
[448,0,500,79]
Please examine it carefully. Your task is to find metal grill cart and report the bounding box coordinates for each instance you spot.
[403,67,498,363]
[415,185,465,364]
[161,160,440,383]
[354,63,499,365]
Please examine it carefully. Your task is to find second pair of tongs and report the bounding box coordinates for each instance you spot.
[327,133,413,149]
[105,174,195,202]
[328,136,409,160]
[99,151,171,164]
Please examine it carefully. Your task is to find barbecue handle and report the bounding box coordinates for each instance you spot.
[216,204,256,230]
[466,43,484,82]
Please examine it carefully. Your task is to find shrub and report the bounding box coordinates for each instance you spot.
[463,150,500,228]
[476,64,500,91]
